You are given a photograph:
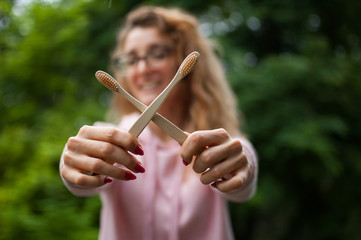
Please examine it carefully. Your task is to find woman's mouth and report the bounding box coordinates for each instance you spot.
[140,80,163,92]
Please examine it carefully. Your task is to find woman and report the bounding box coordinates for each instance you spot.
[60,6,258,240]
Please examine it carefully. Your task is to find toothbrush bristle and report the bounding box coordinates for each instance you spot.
[95,70,119,92]
[179,51,199,77]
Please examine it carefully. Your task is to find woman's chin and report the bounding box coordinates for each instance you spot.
[139,95,157,106]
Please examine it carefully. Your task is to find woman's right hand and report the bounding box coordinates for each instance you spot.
[60,125,145,187]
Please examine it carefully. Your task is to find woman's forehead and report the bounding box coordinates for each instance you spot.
[123,27,172,53]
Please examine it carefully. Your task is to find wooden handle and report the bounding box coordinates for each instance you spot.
[128,51,199,137]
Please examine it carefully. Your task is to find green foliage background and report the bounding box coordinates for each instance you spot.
[1,0,360,239]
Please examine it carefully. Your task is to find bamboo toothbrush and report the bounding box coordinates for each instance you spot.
[95,70,188,145]
[128,51,199,138]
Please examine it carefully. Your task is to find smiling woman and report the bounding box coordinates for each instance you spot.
[111,7,241,134]
[60,5,258,240]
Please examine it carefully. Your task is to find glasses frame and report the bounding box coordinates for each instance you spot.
[113,45,174,75]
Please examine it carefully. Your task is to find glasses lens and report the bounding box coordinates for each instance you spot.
[113,57,127,72]
[147,46,172,68]
[115,45,172,74]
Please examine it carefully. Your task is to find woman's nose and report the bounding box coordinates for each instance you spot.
[135,58,150,74]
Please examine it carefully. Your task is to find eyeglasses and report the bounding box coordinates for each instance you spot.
[113,45,173,74]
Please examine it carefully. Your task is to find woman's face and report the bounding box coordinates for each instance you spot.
[122,27,178,106]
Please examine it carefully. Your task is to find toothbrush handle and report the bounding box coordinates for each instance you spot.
[118,87,187,145]
[128,75,179,137]
[152,114,187,145]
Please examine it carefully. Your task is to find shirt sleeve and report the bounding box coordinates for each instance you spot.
[213,137,259,202]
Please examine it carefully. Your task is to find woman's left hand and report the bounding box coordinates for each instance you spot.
[180,128,252,193]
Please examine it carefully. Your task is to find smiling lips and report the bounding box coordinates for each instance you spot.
[139,79,163,92]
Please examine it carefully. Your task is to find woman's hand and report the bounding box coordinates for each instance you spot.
[180,128,252,193]
[60,125,145,188]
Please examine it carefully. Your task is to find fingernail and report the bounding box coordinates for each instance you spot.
[104,177,113,184]
[125,171,137,180]
[182,159,190,166]
[135,162,145,173]
[134,145,144,155]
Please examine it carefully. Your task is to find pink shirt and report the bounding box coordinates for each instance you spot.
[61,114,258,240]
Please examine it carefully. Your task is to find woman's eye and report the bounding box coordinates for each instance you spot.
[126,56,137,65]
[151,50,166,59]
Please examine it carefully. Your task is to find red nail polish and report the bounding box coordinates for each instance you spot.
[125,171,137,180]
[135,162,145,173]
[182,159,190,166]
[134,145,144,155]
[104,177,113,184]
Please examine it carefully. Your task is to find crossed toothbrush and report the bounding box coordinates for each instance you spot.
[95,51,200,145]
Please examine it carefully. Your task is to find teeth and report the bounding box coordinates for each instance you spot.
[142,81,161,90]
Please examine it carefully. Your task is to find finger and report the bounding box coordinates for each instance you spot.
[77,125,142,154]
[61,164,107,187]
[200,153,247,185]
[181,128,231,163]
[67,137,143,173]
[212,163,252,192]
[63,151,138,180]
[193,139,243,174]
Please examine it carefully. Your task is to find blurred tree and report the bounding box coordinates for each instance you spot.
[0,0,360,239]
